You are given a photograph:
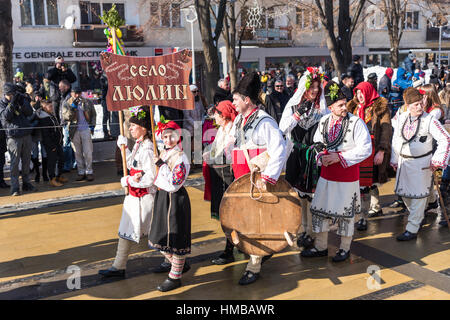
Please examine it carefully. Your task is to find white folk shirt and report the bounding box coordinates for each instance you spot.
[118,138,157,243]
[227,108,287,184]
[154,146,191,192]
[391,111,450,198]
[310,113,372,230]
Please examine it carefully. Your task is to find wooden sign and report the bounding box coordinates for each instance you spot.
[100,49,194,111]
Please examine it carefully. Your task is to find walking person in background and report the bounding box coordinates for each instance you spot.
[347,55,364,86]
[58,80,75,173]
[379,68,394,100]
[340,73,355,102]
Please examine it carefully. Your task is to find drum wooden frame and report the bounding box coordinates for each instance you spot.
[219,172,302,256]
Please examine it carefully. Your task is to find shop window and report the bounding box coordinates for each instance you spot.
[20,0,59,26]
[149,1,182,28]
[79,1,125,25]
[405,11,419,30]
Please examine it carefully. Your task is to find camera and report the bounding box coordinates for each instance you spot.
[297,100,313,115]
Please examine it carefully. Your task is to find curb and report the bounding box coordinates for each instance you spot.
[0,177,205,215]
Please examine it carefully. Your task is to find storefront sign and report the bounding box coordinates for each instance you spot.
[100,49,194,111]
[12,47,161,63]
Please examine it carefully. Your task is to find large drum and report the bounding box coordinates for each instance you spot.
[219,172,302,256]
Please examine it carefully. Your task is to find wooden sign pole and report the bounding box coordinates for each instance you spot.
[149,105,158,156]
[112,27,128,195]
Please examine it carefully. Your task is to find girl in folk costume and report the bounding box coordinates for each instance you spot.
[391,87,450,241]
[302,81,372,262]
[148,120,192,292]
[99,106,157,278]
[203,100,238,265]
[347,82,392,231]
[279,67,329,249]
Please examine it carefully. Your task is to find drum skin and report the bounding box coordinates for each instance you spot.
[219,172,302,256]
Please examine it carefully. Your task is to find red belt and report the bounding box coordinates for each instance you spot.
[128,168,149,198]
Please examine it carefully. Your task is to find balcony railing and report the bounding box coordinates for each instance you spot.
[73,25,144,47]
[240,27,293,46]
[426,26,450,41]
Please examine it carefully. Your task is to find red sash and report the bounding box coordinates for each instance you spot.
[320,151,359,182]
[128,168,149,198]
[232,148,266,179]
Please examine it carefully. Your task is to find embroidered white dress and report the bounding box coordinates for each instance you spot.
[310,113,372,236]
[119,138,157,243]
[391,111,450,199]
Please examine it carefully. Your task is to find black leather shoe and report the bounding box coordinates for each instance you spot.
[300,247,328,258]
[396,231,417,241]
[238,270,259,285]
[98,267,125,278]
[425,200,438,212]
[22,183,36,192]
[211,253,234,265]
[356,218,368,231]
[367,209,383,218]
[152,261,191,273]
[11,189,20,196]
[261,254,273,265]
[157,277,181,292]
[0,180,9,188]
[332,249,350,262]
[389,200,405,209]
[297,233,315,248]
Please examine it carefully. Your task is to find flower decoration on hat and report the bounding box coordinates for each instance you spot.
[305,67,324,90]
[155,115,170,135]
[129,106,146,120]
[419,88,426,95]
[326,83,340,101]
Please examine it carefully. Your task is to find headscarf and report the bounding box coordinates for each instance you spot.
[283,67,327,116]
[354,81,380,120]
[215,100,238,121]
[385,68,394,79]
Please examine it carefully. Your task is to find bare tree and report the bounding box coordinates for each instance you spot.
[195,0,227,102]
[378,0,408,68]
[313,0,366,77]
[0,0,13,95]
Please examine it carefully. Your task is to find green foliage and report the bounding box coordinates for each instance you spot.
[100,4,125,29]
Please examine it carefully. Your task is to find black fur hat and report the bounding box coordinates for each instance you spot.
[233,71,261,103]
[324,81,346,107]
[129,106,152,131]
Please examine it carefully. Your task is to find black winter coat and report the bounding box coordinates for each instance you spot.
[264,91,290,123]
[0,94,33,138]
[47,67,77,85]
[213,87,232,105]
[347,62,364,86]
[36,110,63,151]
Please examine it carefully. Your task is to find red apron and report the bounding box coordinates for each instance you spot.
[128,168,149,198]
[231,148,266,179]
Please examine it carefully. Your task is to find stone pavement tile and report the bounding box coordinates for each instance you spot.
[385,285,450,300]
[414,250,450,273]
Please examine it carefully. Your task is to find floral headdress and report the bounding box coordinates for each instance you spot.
[326,83,340,101]
[155,115,170,135]
[129,106,146,120]
[305,67,324,90]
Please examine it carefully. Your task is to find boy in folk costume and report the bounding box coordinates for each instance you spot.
[227,72,287,285]
[347,82,392,231]
[302,81,372,262]
[148,120,192,292]
[99,106,157,278]
[279,67,330,250]
[391,87,450,241]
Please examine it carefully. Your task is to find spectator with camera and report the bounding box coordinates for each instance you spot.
[62,87,96,181]
[0,83,37,196]
[47,56,77,87]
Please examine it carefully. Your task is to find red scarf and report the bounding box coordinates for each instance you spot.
[354,82,379,121]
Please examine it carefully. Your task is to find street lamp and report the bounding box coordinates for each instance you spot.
[185,5,198,85]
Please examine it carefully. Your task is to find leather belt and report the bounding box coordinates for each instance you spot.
[400,150,432,159]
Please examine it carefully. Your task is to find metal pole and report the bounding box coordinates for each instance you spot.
[438,26,442,69]
[191,20,196,85]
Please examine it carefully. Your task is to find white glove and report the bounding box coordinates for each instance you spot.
[120,176,129,187]
[117,135,128,148]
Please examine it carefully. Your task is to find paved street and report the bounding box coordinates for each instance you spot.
[0,167,449,300]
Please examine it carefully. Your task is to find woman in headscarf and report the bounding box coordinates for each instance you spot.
[347,81,392,231]
[203,100,238,265]
[279,67,329,251]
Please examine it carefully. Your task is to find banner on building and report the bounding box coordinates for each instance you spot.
[100,49,194,111]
